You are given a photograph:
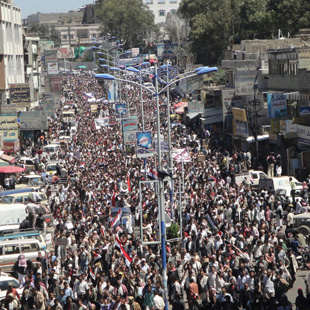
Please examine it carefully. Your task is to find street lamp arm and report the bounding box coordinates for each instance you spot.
[95,75,155,94]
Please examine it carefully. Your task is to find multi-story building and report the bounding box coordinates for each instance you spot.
[144,0,180,24]
[23,35,41,106]
[0,0,24,105]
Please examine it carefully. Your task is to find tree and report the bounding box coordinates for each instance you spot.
[27,23,61,47]
[96,0,158,49]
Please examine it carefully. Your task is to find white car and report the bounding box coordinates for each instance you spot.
[0,276,23,301]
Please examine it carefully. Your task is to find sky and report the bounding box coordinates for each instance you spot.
[14,0,91,18]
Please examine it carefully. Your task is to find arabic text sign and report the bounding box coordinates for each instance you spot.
[57,47,74,58]
[0,115,18,140]
[234,60,258,96]
[136,131,154,158]
[298,124,310,145]
[47,62,59,75]
[267,93,287,119]
[122,118,138,132]
[19,111,47,130]
[9,84,30,104]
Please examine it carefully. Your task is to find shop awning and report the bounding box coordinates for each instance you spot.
[0,166,25,173]
[0,160,9,167]
[0,154,15,164]
[186,112,202,120]
[246,135,270,143]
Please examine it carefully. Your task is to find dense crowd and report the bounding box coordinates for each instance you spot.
[3,69,310,310]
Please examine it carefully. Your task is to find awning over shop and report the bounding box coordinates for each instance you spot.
[0,160,9,167]
[246,135,269,143]
[0,166,25,173]
[186,112,202,120]
[0,153,15,164]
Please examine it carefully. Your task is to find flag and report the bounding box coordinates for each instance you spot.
[206,214,216,231]
[172,148,191,163]
[127,176,131,192]
[79,162,85,168]
[89,268,96,281]
[111,192,116,207]
[101,227,105,237]
[92,251,102,262]
[148,168,158,179]
[120,245,132,267]
[114,237,121,251]
[111,208,122,228]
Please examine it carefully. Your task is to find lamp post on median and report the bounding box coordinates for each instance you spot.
[95,65,217,310]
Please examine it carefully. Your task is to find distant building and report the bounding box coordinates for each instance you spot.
[144,0,180,24]
[0,0,25,105]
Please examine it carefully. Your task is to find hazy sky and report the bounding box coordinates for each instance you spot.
[14,0,92,18]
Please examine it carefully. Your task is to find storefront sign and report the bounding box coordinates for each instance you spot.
[47,62,59,75]
[0,115,18,140]
[19,111,47,130]
[300,107,310,116]
[9,84,30,104]
[232,108,247,122]
[297,124,310,145]
[267,93,287,119]
[234,60,258,96]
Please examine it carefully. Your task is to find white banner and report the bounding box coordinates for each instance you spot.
[172,148,191,163]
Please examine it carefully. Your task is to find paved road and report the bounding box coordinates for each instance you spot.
[287,269,308,308]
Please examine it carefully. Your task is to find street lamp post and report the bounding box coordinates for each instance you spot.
[95,65,217,310]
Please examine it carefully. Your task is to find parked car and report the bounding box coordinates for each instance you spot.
[0,239,43,272]
[0,276,23,301]
[15,174,45,189]
[293,213,310,236]
[19,157,36,172]
[0,192,48,205]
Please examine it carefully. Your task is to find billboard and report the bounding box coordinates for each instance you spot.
[300,107,310,116]
[232,108,247,122]
[44,49,58,62]
[47,62,59,75]
[188,100,204,113]
[49,75,62,93]
[297,125,310,145]
[267,93,287,119]
[108,81,119,101]
[57,47,74,59]
[157,43,178,59]
[1,104,16,114]
[222,89,244,130]
[0,115,18,140]
[39,40,54,52]
[178,75,204,95]
[122,117,138,145]
[234,60,258,96]
[19,111,47,130]
[136,131,154,158]
[232,119,248,137]
[115,104,127,119]
[9,84,30,104]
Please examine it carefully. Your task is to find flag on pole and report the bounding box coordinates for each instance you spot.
[127,176,131,192]
[89,268,96,281]
[111,208,122,228]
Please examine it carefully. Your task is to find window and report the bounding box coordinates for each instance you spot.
[5,245,20,255]
[159,10,165,16]
[14,196,23,203]
[0,246,3,255]
[171,9,177,15]
[63,35,67,39]
[158,0,165,3]
[145,0,153,3]
[170,0,177,2]
[21,243,39,253]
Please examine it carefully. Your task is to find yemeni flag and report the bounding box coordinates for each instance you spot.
[79,162,85,168]
[101,227,105,237]
[120,245,132,267]
[127,176,131,192]
[111,192,116,207]
[89,268,96,281]
[111,208,122,228]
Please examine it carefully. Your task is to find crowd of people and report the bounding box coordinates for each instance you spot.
[3,68,310,310]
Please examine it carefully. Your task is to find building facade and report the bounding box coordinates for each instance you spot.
[0,0,25,106]
[144,0,180,24]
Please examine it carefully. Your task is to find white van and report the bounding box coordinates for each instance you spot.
[43,144,60,155]
[259,176,302,193]
[0,239,42,272]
